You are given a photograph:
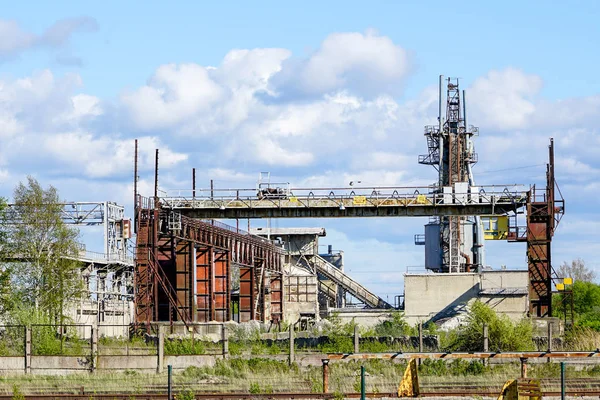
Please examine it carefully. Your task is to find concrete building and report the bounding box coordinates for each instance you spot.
[403,270,529,326]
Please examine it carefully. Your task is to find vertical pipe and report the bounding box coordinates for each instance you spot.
[548,138,555,317]
[560,362,565,400]
[210,179,214,200]
[322,359,329,393]
[438,75,444,186]
[133,139,138,231]
[154,149,159,200]
[192,168,196,199]
[360,365,366,400]
[438,75,443,132]
[463,90,467,130]
[167,364,173,400]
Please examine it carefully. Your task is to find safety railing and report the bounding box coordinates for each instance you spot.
[159,184,529,210]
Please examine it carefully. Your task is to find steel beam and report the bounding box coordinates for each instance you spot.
[169,203,523,219]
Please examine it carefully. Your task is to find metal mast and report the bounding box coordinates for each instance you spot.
[419,77,479,273]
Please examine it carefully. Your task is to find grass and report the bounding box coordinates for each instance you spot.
[0,358,597,395]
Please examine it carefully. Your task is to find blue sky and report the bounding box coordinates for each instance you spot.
[1,1,599,299]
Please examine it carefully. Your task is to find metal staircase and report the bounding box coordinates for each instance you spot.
[310,254,392,309]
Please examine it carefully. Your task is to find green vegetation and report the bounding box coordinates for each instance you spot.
[554,259,600,332]
[0,357,598,395]
[444,300,535,352]
[0,177,83,329]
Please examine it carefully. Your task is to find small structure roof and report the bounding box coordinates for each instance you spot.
[479,287,528,296]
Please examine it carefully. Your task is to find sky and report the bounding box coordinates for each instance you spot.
[1,0,599,301]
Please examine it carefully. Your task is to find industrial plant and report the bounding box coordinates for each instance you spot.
[44,76,565,334]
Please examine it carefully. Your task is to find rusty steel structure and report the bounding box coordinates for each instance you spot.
[508,139,564,317]
[133,74,565,321]
[133,145,285,327]
[135,196,284,326]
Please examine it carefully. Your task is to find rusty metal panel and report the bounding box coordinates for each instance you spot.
[175,240,193,322]
[239,267,253,322]
[270,273,283,323]
[195,247,211,322]
[213,250,230,322]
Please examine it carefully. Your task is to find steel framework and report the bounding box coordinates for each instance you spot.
[134,195,284,326]
[419,77,479,272]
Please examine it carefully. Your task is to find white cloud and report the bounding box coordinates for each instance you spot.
[0,20,35,57]
[121,63,225,131]
[468,68,543,130]
[42,133,187,178]
[1,32,599,281]
[0,17,97,60]
[270,31,410,97]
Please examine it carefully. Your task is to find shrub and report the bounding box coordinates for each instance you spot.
[373,312,410,337]
[446,301,534,352]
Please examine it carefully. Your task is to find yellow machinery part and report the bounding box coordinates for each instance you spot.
[398,358,420,397]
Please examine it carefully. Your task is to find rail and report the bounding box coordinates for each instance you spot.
[327,350,600,360]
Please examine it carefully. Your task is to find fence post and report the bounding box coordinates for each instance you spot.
[354,324,360,353]
[547,321,553,363]
[360,365,366,400]
[24,326,31,374]
[289,325,295,365]
[157,325,165,374]
[322,359,329,393]
[520,357,528,378]
[560,361,565,400]
[168,364,173,400]
[222,324,228,358]
[90,326,98,373]
[418,322,423,365]
[483,324,489,366]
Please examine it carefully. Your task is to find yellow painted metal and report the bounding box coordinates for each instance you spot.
[556,283,565,291]
[416,194,427,204]
[398,358,420,397]
[353,196,367,205]
[289,197,298,203]
[564,277,573,285]
[497,379,541,400]
[483,216,509,240]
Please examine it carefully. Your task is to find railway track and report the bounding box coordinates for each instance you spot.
[3,389,600,400]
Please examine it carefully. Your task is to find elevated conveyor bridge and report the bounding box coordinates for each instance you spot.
[160,184,529,219]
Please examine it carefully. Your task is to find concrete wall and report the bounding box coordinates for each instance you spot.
[404,270,528,325]
[329,308,394,328]
[283,265,318,324]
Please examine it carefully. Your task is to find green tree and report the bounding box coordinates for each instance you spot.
[554,280,600,331]
[4,177,83,325]
[557,258,596,283]
[0,196,12,314]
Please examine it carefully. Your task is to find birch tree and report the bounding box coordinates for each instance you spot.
[6,177,83,325]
